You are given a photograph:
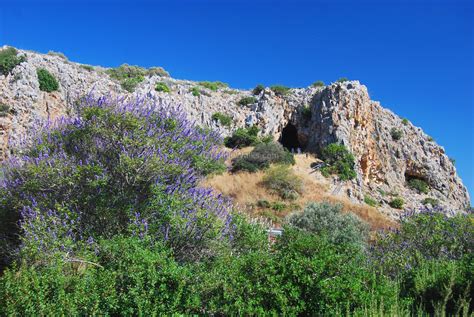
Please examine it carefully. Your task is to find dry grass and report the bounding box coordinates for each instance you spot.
[202,150,396,230]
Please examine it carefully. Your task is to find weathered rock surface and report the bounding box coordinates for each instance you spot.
[0,47,470,216]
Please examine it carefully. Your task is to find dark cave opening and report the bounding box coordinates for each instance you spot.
[279,123,303,151]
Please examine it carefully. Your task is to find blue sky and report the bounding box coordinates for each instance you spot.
[1,0,473,201]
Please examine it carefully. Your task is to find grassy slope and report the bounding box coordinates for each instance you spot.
[202,149,396,230]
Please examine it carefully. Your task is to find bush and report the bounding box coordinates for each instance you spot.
[224,125,260,148]
[336,77,349,83]
[37,68,59,92]
[211,112,232,127]
[252,84,264,95]
[0,47,26,76]
[270,85,291,96]
[238,96,257,106]
[199,81,228,91]
[301,105,312,120]
[232,142,295,172]
[402,118,409,125]
[146,66,170,77]
[47,50,68,60]
[391,128,403,141]
[257,199,271,208]
[364,195,378,207]
[80,64,94,72]
[371,210,473,314]
[155,82,171,93]
[422,197,439,206]
[311,80,325,87]
[106,64,146,92]
[190,86,201,96]
[407,178,429,194]
[0,103,10,117]
[320,143,357,180]
[287,202,369,249]
[389,197,404,209]
[0,94,230,266]
[262,165,303,200]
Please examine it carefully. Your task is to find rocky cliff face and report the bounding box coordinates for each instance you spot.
[0,47,470,216]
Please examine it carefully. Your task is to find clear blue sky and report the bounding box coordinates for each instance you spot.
[1,0,473,202]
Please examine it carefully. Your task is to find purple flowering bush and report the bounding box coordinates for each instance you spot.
[0,94,230,264]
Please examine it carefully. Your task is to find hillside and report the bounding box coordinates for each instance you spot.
[0,46,470,218]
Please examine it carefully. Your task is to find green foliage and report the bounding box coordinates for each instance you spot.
[262,165,303,200]
[121,77,143,92]
[190,86,201,96]
[449,157,456,165]
[271,201,287,212]
[422,197,439,206]
[199,81,228,91]
[364,195,378,207]
[47,50,68,60]
[372,212,474,314]
[336,77,349,83]
[0,103,10,117]
[301,105,312,120]
[0,47,26,76]
[311,80,325,87]
[232,142,295,172]
[391,128,403,141]
[270,85,291,96]
[80,64,94,71]
[320,143,357,180]
[238,96,257,106]
[147,66,170,77]
[211,112,232,127]
[252,84,264,95]
[288,202,369,249]
[155,82,171,93]
[106,64,147,92]
[389,197,404,209]
[257,199,271,208]
[407,178,429,194]
[37,68,59,92]
[224,125,260,148]
[428,136,434,142]
[402,118,409,125]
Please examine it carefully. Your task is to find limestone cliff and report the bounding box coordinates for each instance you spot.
[0,47,470,216]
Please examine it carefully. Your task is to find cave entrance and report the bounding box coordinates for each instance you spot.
[279,123,303,151]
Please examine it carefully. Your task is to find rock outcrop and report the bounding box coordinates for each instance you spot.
[0,47,470,216]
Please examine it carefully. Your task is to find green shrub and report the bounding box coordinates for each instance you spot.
[427,136,434,142]
[262,165,303,200]
[224,125,260,148]
[199,81,228,91]
[402,118,409,125]
[0,47,26,76]
[190,86,201,96]
[320,143,357,180]
[47,50,68,60]
[407,178,429,194]
[121,76,144,92]
[232,142,295,172]
[389,197,404,209]
[311,80,325,87]
[336,77,349,83]
[391,128,403,141]
[0,103,10,117]
[270,85,291,96]
[301,105,312,120]
[287,202,369,249]
[422,197,439,206]
[449,157,456,165]
[238,96,257,106]
[271,202,287,212]
[37,68,59,92]
[252,84,264,95]
[211,112,232,127]
[146,66,170,77]
[364,195,378,207]
[257,199,271,208]
[155,82,171,93]
[80,64,94,72]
